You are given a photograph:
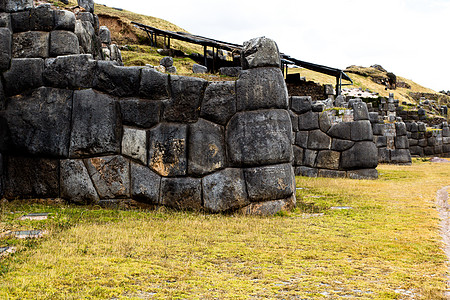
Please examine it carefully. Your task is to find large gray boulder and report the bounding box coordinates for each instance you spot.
[240,196,296,216]
[139,67,170,100]
[295,131,308,148]
[85,155,130,199]
[350,120,373,141]
[200,81,236,126]
[202,168,249,212]
[12,31,49,58]
[4,156,59,199]
[119,98,161,128]
[327,121,351,140]
[94,61,141,97]
[148,123,188,176]
[192,63,207,74]
[77,0,94,13]
[303,149,318,167]
[244,163,295,202]
[122,126,147,165]
[53,10,76,31]
[298,111,319,131]
[341,141,378,169]
[315,150,340,170]
[227,109,293,166]
[307,129,331,150]
[353,102,369,120]
[160,177,202,210]
[3,58,44,95]
[291,96,312,114]
[2,87,73,157]
[188,118,226,176]
[331,139,354,151]
[130,162,161,204]
[241,36,280,69]
[0,12,12,31]
[75,19,101,59]
[0,27,11,71]
[390,149,411,164]
[160,56,173,67]
[163,75,207,122]
[1,0,33,13]
[99,25,111,44]
[29,4,53,31]
[49,30,80,56]
[236,67,288,111]
[347,169,378,180]
[60,159,99,204]
[43,54,97,89]
[69,89,121,157]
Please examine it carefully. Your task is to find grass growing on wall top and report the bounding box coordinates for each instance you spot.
[1,160,449,299]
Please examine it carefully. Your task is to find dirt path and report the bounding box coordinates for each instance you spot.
[436,185,450,299]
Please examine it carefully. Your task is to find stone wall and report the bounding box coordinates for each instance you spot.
[0,10,296,215]
[290,97,378,179]
[407,122,450,157]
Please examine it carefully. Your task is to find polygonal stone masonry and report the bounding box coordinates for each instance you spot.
[122,126,147,165]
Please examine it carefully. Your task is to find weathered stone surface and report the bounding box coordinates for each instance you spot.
[239,196,296,216]
[49,30,79,56]
[295,131,308,148]
[202,168,249,212]
[395,136,409,149]
[148,123,187,176]
[318,169,346,178]
[418,138,427,147]
[122,126,147,165]
[390,149,411,164]
[409,145,423,156]
[74,19,101,59]
[409,122,418,132]
[160,177,202,210]
[60,159,99,204]
[331,139,354,151]
[311,102,324,112]
[308,129,331,150]
[76,12,94,25]
[139,67,170,100]
[85,155,130,199]
[29,4,53,31]
[236,67,288,111]
[408,138,418,146]
[327,122,351,140]
[295,166,318,177]
[289,110,299,132]
[227,110,293,166]
[99,25,110,44]
[0,79,4,109]
[1,0,33,13]
[244,163,294,202]
[119,98,161,128]
[0,12,11,31]
[353,101,369,120]
[53,9,75,31]
[3,87,72,157]
[4,156,59,199]
[44,54,96,89]
[372,123,384,135]
[69,89,121,157]
[298,111,319,131]
[3,58,43,95]
[241,36,280,69]
[192,63,207,74]
[375,136,387,147]
[350,120,373,141]
[12,31,49,58]
[424,146,434,156]
[94,61,141,97]
[303,149,317,167]
[368,112,379,123]
[77,0,94,13]
[160,56,173,67]
[291,96,312,114]
[292,145,304,165]
[395,122,407,136]
[319,111,332,132]
[316,150,340,170]
[10,10,30,32]
[188,118,225,175]
[378,148,390,163]
[130,162,160,204]
[347,169,378,180]
[219,66,241,77]
[200,81,236,126]
[341,141,378,169]
[0,27,11,71]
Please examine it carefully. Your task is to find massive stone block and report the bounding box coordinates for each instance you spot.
[122,126,147,165]
[340,141,378,170]
[303,149,318,167]
[1,0,33,13]
[160,177,202,210]
[227,109,293,166]
[0,12,12,31]
[3,87,72,157]
[353,101,369,121]
[347,169,378,180]
[0,27,11,71]
[94,61,141,97]
[319,111,332,132]
[49,30,79,56]
[85,155,130,199]
[372,123,384,135]
[315,150,340,170]
[12,31,49,58]
[240,196,296,216]
[395,136,409,149]
[200,81,236,126]
[390,149,411,164]
[244,163,295,202]
[139,67,169,99]
[148,123,187,176]
[236,67,288,111]
[119,98,161,128]
[99,25,111,44]
[4,156,59,199]
[60,159,99,204]
[295,166,318,177]
[295,131,308,148]
[350,120,373,141]
[291,96,312,114]
[130,162,160,204]
[395,122,407,136]
[318,169,346,178]
[163,75,207,122]
[77,0,94,13]
[44,54,97,89]
[298,111,319,131]
[292,145,304,165]
[327,122,351,140]
[10,10,30,32]
[3,58,44,96]
[241,36,280,69]
[69,89,121,157]
[307,129,331,150]
[53,9,76,31]
[202,168,249,212]
[188,118,226,176]
[29,4,53,31]
[331,139,354,151]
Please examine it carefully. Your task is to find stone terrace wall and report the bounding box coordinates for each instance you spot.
[0,30,296,214]
[407,122,450,157]
[290,97,378,179]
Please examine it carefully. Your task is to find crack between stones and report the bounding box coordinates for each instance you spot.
[436,185,450,299]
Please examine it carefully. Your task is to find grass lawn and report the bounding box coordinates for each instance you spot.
[0,159,449,299]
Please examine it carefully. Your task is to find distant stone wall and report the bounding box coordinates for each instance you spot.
[290,97,378,179]
[407,122,450,157]
[0,11,296,215]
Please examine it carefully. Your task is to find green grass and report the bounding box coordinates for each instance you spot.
[1,160,449,299]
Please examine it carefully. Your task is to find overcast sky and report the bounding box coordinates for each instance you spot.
[96,0,450,92]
